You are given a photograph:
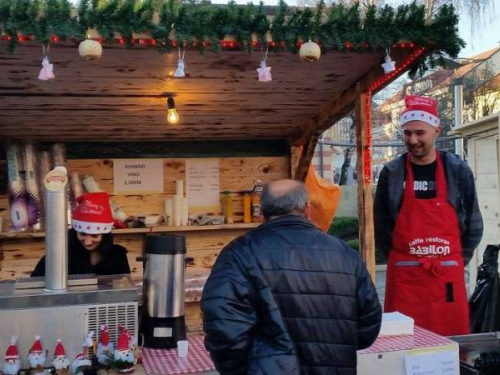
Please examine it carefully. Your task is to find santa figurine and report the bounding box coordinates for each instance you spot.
[97,325,113,366]
[27,336,46,375]
[2,336,21,375]
[113,328,134,373]
[51,340,70,375]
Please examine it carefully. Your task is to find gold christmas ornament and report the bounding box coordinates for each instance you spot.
[78,39,103,60]
[299,40,321,62]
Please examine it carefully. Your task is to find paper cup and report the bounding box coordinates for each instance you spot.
[177,340,189,358]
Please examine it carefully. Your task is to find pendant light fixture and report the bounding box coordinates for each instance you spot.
[167,97,180,124]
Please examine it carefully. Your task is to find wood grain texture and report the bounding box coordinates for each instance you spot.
[0,41,386,142]
[0,156,288,280]
[355,92,376,283]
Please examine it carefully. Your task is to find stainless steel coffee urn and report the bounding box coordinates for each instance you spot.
[141,234,187,348]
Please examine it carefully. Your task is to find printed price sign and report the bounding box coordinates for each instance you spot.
[113,159,163,194]
[405,348,459,375]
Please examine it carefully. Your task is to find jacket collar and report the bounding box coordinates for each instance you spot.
[254,215,317,232]
[385,150,459,172]
[385,150,459,207]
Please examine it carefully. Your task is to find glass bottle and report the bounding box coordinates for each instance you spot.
[224,191,234,224]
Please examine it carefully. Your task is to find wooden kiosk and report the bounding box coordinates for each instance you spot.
[0,1,464,333]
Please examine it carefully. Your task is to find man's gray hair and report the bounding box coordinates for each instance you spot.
[261,180,308,219]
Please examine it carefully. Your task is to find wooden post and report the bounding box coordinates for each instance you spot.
[355,89,376,283]
[294,131,321,181]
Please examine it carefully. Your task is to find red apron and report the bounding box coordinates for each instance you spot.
[384,152,469,336]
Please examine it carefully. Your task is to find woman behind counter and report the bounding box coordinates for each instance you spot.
[31,192,130,277]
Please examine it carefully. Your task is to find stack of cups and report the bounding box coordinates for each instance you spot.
[165,180,189,226]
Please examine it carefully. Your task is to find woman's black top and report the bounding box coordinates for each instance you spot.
[31,231,131,277]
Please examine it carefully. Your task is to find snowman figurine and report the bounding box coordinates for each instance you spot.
[97,325,113,366]
[51,340,70,375]
[27,336,46,375]
[2,336,21,375]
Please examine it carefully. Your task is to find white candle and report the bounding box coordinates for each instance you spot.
[173,195,182,227]
[181,197,189,226]
[165,198,174,226]
[175,180,184,197]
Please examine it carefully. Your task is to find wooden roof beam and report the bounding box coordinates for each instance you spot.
[290,47,433,145]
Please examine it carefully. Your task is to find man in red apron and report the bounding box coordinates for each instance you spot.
[374,95,484,336]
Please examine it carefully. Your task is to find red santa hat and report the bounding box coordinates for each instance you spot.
[71,192,114,234]
[116,330,129,352]
[54,340,66,357]
[5,337,19,360]
[100,325,110,346]
[400,95,440,128]
[75,352,85,361]
[30,336,43,354]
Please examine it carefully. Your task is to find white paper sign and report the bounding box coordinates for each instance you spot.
[113,159,163,194]
[405,349,459,375]
[186,159,220,212]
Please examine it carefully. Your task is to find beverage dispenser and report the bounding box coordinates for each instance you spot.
[141,234,187,348]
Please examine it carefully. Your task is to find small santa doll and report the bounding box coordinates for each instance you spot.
[51,340,70,375]
[27,336,46,375]
[2,336,21,375]
[96,325,113,366]
[113,328,134,373]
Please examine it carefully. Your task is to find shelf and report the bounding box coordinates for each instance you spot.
[0,223,259,240]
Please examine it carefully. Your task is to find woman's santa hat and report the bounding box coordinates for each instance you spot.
[53,340,66,357]
[72,192,114,234]
[400,95,440,128]
[5,337,19,360]
[29,336,43,354]
[99,325,110,346]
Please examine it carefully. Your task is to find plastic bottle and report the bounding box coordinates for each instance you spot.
[224,191,234,224]
[251,180,264,223]
[243,193,252,223]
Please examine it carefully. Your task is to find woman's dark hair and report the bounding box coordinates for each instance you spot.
[68,228,115,273]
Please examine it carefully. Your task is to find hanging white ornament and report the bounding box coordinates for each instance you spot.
[174,47,186,78]
[299,40,321,62]
[78,37,103,60]
[381,48,396,73]
[256,48,272,82]
[38,44,55,81]
[257,59,272,82]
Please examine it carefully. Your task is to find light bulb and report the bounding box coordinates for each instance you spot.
[167,108,180,124]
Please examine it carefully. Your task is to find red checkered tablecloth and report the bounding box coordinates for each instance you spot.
[142,335,215,375]
[358,326,456,355]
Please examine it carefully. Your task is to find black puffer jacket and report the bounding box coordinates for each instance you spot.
[201,215,382,375]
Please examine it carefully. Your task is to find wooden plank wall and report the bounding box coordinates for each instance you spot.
[0,156,290,281]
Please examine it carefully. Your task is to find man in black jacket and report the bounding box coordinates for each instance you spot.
[201,179,382,375]
[374,95,483,336]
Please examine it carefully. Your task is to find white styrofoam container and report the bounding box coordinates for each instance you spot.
[379,311,415,337]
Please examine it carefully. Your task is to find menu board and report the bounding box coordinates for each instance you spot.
[186,158,220,212]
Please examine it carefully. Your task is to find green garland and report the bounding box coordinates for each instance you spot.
[0,0,465,77]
